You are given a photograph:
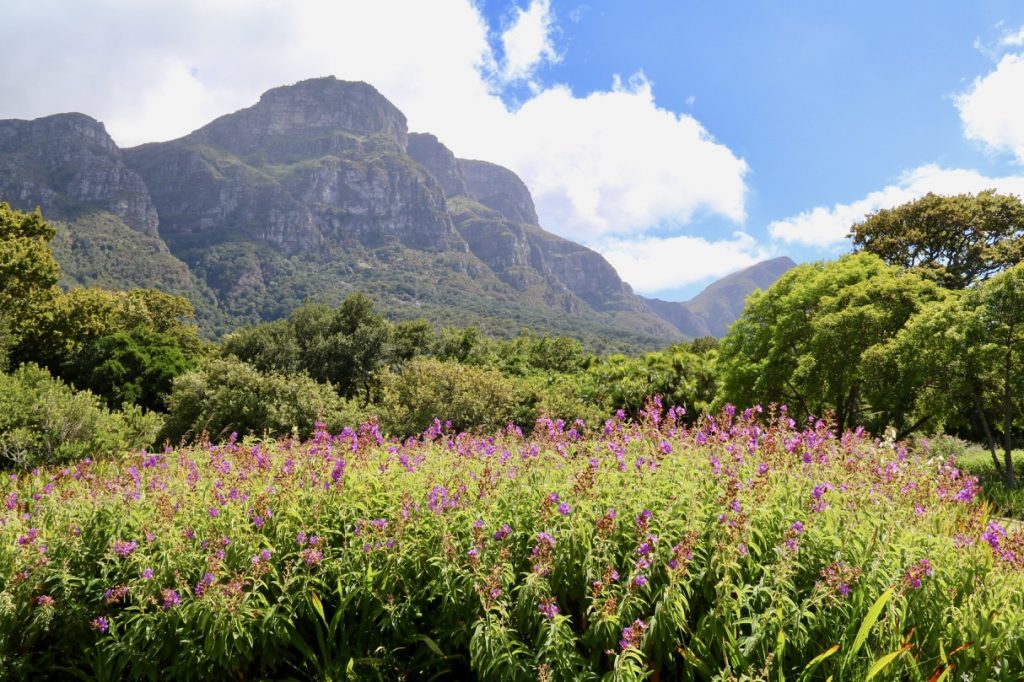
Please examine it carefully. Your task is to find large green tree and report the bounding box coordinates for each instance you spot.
[849,190,1024,289]
[882,264,1024,487]
[0,203,60,347]
[717,253,943,433]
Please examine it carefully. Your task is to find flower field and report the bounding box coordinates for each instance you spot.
[1,402,1023,680]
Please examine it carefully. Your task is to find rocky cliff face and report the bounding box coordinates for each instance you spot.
[125,79,463,254]
[192,77,409,157]
[407,133,467,198]
[0,113,159,236]
[459,159,539,225]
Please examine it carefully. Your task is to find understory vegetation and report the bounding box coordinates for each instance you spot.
[3,406,1020,680]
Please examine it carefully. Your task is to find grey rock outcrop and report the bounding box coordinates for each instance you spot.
[459,159,539,225]
[0,113,159,236]
[407,133,467,198]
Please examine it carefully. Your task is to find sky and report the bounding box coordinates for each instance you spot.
[3,1,1024,300]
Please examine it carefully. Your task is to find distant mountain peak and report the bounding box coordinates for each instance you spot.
[190,76,409,154]
[642,256,796,338]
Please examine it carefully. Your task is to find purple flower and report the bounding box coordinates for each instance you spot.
[659,440,672,455]
[547,492,560,504]
[738,543,748,557]
[162,589,180,609]
[142,568,154,580]
[633,574,648,587]
[207,507,219,518]
[302,548,324,566]
[557,502,572,516]
[537,599,559,620]
[982,521,1006,548]
[111,540,137,557]
[36,595,54,608]
[536,531,556,547]
[467,547,479,558]
[791,521,804,533]
[619,618,648,651]
[91,616,109,633]
[260,549,272,562]
[494,524,512,541]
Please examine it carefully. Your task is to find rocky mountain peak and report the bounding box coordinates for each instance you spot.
[190,77,409,155]
[0,113,159,236]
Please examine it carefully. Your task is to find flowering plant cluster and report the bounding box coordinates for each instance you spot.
[0,404,1022,679]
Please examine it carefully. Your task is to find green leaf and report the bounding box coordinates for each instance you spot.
[798,644,840,681]
[849,587,895,661]
[865,645,909,681]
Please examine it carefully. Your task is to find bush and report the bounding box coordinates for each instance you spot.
[0,364,161,470]
[161,357,367,443]
[378,357,521,436]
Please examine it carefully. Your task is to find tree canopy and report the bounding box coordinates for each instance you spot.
[849,190,1024,289]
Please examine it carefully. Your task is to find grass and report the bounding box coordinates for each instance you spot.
[955,446,1024,520]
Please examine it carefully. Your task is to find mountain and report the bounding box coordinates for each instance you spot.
[0,77,787,348]
[641,257,797,338]
[0,113,223,323]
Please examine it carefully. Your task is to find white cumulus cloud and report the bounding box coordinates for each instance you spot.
[956,52,1024,163]
[597,232,771,295]
[768,165,1024,247]
[498,0,560,83]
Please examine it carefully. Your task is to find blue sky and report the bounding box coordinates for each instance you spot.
[3,1,1024,299]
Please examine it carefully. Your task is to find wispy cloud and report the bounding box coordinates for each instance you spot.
[768,165,1024,247]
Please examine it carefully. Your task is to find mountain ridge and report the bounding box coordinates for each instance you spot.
[0,76,789,347]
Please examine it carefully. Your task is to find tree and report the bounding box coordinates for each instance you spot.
[716,253,943,433]
[222,319,303,375]
[0,203,60,345]
[292,295,392,402]
[850,190,1024,289]
[66,325,194,412]
[378,357,520,436]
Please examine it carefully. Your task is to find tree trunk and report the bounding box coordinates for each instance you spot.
[1003,348,1018,489]
[971,389,1007,485]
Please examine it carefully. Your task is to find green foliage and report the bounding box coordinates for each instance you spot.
[0,364,160,470]
[881,263,1024,486]
[378,356,522,435]
[584,345,716,419]
[717,253,943,432]
[850,190,1024,289]
[295,294,393,402]
[0,202,60,345]
[161,356,367,443]
[65,325,195,412]
[0,409,1019,678]
[49,210,227,336]
[220,319,302,375]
